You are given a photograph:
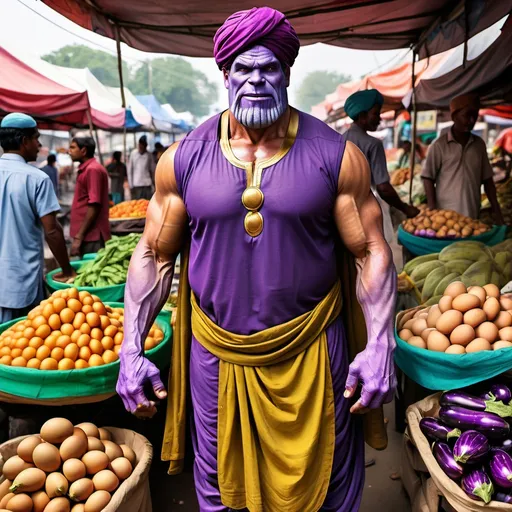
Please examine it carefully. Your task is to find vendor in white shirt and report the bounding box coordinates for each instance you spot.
[127,135,155,200]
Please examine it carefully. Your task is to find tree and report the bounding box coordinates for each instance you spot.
[42,45,218,117]
[295,71,352,113]
[42,45,130,87]
[129,57,218,117]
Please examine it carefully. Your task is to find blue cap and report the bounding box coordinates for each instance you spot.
[1,113,37,129]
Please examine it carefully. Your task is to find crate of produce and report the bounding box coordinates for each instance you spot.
[398,225,507,257]
[46,234,142,302]
[395,282,512,390]
[398,240,512,306]
[0,290,171,404]
[109,200,148,221]
[0,420,152,511]
[407,384,512,510]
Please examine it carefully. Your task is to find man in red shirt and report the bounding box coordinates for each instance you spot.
[69,136,111,257]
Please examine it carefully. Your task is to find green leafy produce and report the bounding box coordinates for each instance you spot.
[73,234,141,288]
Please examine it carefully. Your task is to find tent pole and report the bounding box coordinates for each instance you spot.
[115,23,128,165]
[408,50,418,206]
[86,110,104,166]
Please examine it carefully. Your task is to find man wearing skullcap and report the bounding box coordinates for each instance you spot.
[0,113,74,323]
[117,8,397,512]
[422,94,503,222]
[345,90,419,244]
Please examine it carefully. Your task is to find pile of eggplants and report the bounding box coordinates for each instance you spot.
[420,383,512,505]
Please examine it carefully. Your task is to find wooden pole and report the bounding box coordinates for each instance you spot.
[115,23,128,165]
[409,50,418,206]
[86,110,104,166]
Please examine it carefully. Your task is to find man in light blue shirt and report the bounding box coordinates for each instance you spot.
[0,113,74,323]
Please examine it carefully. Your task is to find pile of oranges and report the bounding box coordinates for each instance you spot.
[109,200,149,219]
[0,289,164,370]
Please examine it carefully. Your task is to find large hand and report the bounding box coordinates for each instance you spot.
[116,355,167,419]
[344,348,396,414]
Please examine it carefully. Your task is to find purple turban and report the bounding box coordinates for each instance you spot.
[213,7,300,70]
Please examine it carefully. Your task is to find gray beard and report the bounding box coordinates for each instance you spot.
[232,101,286,129]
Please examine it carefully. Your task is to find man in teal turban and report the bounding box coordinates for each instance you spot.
[345,89,419,244]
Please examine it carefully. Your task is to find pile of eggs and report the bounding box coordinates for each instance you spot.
[0,418,136,512]
[398,283,512,353]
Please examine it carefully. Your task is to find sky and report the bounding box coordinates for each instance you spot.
[2,0,409,110]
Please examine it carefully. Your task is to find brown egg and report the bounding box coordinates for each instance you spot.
[436,310,463,335]
[399,328,413,341]
[48,314,62,331]
[67,299,82,313]
[475,322,499,343]
[483,297,501,321]
[75,360,89,369]
[445,344,466,354]
[444,281,467,298]
[466,338,492,353]
[79,324,91,335]
[494,340,512,350]
[421,328,436,342]
[468,286,487,306]
[86,313,101,328]
[60,308,75,325]
[56,335,72,349]
[463,308,487,328]
[72,313,86,330]
[452,294,481,313]
[450,324,475,346]
[53,298,66,314]
[90,328,103,341]
[27,358,41,369]
[495,311,512,329]
[408,336,427,349]
[413,308,428,319]
[58,358,75,370]
[439,296,453,313]
[61,324,74,337]
[427,331,451,352]
[499,327,512,342]
[500,295,512,311]
[411,318,428,336]
[40,358,58,370]
[483,284,500,298]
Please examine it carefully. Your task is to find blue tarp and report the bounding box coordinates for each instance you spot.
[136,95,187,132]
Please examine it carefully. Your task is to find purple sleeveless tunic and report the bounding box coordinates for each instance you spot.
[174,110,364,511]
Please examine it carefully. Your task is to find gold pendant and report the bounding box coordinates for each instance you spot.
[244,211,263,237]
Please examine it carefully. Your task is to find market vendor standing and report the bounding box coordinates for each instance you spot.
[0,113,74,323]
[69,136,111,258]
[127,135,155,200]
[421,93,504,223]
[117,7,397,512]
[345,90,419,242]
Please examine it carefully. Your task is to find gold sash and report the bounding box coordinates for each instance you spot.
[161,243,388,506]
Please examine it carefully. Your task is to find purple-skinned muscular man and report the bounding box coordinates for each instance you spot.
[117,7,397,511]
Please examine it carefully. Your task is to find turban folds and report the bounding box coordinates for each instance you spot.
[345,90,384,121]
[450,93,480,115]
[213,7,300,70]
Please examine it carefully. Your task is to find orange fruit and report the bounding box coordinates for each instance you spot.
[71,330,81,343]
[114,346,121,355]
[101,336,114,351]
[36,345,51,361]
[35,325,51,340]
[0,355,12,365]
[0,347,10,356]
[104,326,118,338]
[48,314,62,331]
[42,303,55,319]
[11,348,22,358]
[79,324,91,335]
[90,328,103,341]
[11,357,27,367]
[56,335,72,349]
[75,359,89,369]
[89,339,103,355]
[67,299,82,313]
[93,302,107,316]
[82,305,93,314]
[114,333,123,346]
[29,337,44,349]
[53,298,66,314]
[78,291,91,301]
[102,350,118,364]
[44,336,57,350]
[27,358,41,369]
[73,312,86,330]
[79,346,92,361]
[32,316,47,329]
[61,324,74,336]
[100,316,110,330]
[82,297,94,306]
[58,358,75,370]
[86,313,101,328]
[60,308,75,324]
[88,354,104,367]
[40,358,58,370]
[77,334,91,348]
[22,347,36,361]
[23,327,36,339]
[68,288,79,300]
[64,343,79,361]
[51,347,64,361]
[15,338,29,350]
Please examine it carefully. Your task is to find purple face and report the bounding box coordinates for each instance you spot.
[224,45,289,129]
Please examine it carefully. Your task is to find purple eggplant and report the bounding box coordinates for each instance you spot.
[461,468,494,503]
[441,390,512,418]
[419,417,461,442]
[495,491,512,504]
[489,449,512,489]
[453,430,489,464]
[439,406,510,439]
[482,384,512,405]
[432,442,464,480]
[492,438,512,453]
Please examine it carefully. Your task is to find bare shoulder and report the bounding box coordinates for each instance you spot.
[155,141,181,195]
[338,140,371,194]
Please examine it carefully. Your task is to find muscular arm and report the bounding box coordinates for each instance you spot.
[116,142,188,416]
[335,141,397,413]
[376,182,419,218]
